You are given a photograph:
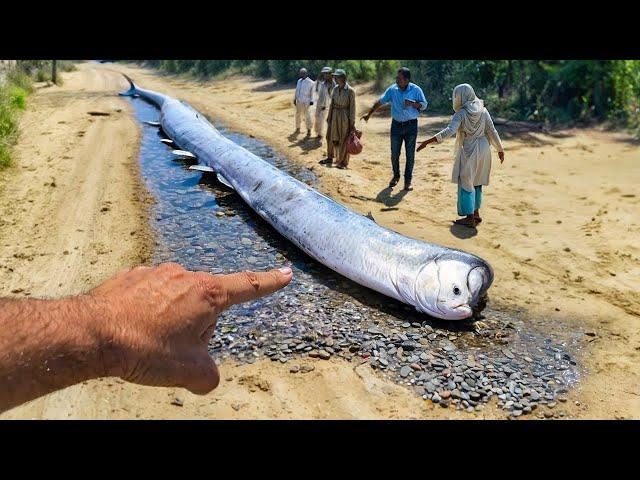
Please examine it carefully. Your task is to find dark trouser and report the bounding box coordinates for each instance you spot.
[390,119,418,184]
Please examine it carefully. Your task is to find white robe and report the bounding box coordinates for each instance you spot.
[435,107,504,192]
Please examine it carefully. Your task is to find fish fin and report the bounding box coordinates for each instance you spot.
[188,165,215,173]
[145,121,161,127]
[119,74,137,96]
[216,173,234,190]
[365,211,376,223]
[159,138,174,145]
[171,149,196,159]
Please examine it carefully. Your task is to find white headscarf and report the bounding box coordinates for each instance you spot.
[452,84,486,167]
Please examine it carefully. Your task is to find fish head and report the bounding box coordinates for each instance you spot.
[413,254,493,320]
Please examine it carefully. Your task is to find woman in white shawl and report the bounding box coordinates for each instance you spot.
[417,84,505,228]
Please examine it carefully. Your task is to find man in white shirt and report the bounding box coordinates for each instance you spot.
[314,66,335,139]
[293,67,315,136]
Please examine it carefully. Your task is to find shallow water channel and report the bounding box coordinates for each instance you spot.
[128,95,583,417]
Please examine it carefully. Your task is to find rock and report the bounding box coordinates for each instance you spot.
[289,366,300,373]
[318,350,331,360]
[432,393,441,403]
[171,397,184,407]
[300,365,315,373]
[512,409,523,417]
[400,366,412,378]
[410,363,422,371]
[308,350,319,358]
[231,403,241,411]
[401,341,418,352]
[440,390,451,399]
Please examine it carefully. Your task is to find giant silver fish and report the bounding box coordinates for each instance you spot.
[120,75,493,320]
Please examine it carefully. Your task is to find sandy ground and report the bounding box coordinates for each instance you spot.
[1,62,638,419]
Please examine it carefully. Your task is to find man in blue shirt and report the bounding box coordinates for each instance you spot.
[361,67,428,191]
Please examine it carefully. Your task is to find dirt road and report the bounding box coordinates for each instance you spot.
[1,62,638,419]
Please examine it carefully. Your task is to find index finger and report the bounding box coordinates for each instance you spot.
[213,267,293,308]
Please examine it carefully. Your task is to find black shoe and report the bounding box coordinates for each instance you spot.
[319,158,333,165]
[306,130,311,137]
[403,182,413,191]
[389,176,400,188]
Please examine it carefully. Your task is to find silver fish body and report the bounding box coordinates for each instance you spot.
[120,76,493,320]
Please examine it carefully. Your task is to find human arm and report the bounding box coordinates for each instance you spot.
[349,89,356,133]
[416,112,463,152]
[484,109,505,162]
[361,85,392,122]
[404,86,428,111]
[0,263,292,412]
[308,79,314,105]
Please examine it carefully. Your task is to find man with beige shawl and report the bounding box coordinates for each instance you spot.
[417,83,505,228]
[321,69,356,169]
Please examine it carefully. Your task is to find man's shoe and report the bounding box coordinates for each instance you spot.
[403,182,413,191]
[319,158,333,165]
[389,176,400,188]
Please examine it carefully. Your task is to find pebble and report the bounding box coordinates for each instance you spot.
[318,350,331,360]
[400,366,412,378]
[289,366,300,373]
[171,397,184,407]
[440,390,451,399]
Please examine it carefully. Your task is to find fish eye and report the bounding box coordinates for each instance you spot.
[453,286,461,296]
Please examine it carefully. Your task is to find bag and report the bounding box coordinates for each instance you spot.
[346,129,363,155]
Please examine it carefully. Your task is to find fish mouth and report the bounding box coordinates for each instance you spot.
[434,301,473,320]
[468,264,493,309]
[451,303,473,319]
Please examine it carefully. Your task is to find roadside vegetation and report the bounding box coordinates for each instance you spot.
[0,60,75,169]
[134,60,640,130]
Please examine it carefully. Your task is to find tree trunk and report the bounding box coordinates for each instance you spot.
[52,60,57,84]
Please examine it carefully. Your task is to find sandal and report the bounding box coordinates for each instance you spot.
[454,218,477,228]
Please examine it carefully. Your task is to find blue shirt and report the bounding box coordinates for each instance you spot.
[379,82,428,122]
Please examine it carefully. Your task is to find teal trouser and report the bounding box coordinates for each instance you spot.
[457,185,482,216]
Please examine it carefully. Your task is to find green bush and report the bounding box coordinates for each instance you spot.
[132,59,640,130]
[0,71,32,168]
[36,69,50,82]
[6,69,33,93]
[9,87,27,110]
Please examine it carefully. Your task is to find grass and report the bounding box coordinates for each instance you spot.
[0,72,32,169]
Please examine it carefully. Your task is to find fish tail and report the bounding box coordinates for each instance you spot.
[118,74,137,96]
